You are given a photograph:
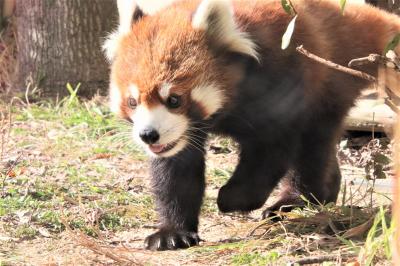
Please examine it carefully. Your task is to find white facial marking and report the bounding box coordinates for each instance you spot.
[109,81,122,114]
[159,82,173,100]
[191,83,225,118]
[192,0,259,60]
[129,84,140,100]
[132,105,189,157]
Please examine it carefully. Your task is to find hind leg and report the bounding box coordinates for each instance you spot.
[217,142,290,213]
[263,159,341,218]
[262,171,304,218]
[263,124,342,218]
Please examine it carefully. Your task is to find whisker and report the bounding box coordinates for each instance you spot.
[183,135,206,155]
[185,137,204,149]
[185,141,206,155]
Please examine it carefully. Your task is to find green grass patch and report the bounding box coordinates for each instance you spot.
[231,251,280,265]
[207,167,232,187]
[13,225,38,240]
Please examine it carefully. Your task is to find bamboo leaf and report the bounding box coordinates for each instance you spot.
[339,0,347,15]
[281,0,294,15]
[281,0,297,16]
[281,15,297,50]
[384,33,400,55]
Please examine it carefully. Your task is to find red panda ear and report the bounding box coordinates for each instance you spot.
[192,0,259,61]
[117,0,143,34]
[103,0,144,62]
[136,0,177,15]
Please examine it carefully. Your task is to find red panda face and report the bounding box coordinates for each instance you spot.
[109,12,227,157]
[106,0,258,157]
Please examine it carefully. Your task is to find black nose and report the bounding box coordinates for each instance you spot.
[139,128,160,144]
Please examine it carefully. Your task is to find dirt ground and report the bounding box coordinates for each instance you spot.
[0,94,395,266]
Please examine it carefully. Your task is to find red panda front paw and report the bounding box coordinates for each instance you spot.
[144,229,200,251]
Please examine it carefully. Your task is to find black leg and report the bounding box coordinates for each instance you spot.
[294,130,341,205]
[145,133,206,251]
[261,171,305,219]
[263,123,342,218]
[217,143,290,213]
[326,158,342,203]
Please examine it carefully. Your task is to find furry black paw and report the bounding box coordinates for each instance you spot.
[261,204,299,222]
[261,208,285,222]
[144,229,200,251]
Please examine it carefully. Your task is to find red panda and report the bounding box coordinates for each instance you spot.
[104,0,400,251]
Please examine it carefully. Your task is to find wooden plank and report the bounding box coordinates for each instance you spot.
[344,98,397,132]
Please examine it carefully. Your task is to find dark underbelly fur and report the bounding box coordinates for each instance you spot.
[144,62,360,251]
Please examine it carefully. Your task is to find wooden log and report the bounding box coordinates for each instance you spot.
[345,98,397,133]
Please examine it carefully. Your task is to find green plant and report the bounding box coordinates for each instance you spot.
[359,207,394,265]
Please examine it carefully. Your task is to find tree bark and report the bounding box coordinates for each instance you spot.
[14,0,116,97]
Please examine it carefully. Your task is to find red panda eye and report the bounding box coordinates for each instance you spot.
[127,97,137,109]
[166,94,181,109]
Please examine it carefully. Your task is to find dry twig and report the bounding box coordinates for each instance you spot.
[296,45,377,82]
[61,216,141,265]
[297,45,400,114]
[288,253,356,265]
[349,52,400,71]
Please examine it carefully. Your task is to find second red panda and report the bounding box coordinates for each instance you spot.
[104,0,400,250]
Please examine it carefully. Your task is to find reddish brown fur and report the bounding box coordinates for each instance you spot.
[111,0,400,119]
[112,1,211,116]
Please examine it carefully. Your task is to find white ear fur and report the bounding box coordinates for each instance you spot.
[103,0,138,62]
[102,31,120,62]
[192,0,259,60]
[103,0,179,62]
[136,0,176,15]
[117,0,139,34]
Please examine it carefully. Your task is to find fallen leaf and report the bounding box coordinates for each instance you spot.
[91,153,113,160]
[18,167,27,175]
[342,217,374,238]
[6,170,16,177]
[345,260,360,266]
[38,227,52,238]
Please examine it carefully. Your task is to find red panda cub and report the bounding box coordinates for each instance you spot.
[104,0,400,250]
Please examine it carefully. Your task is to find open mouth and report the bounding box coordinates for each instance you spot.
[148,140,179,154]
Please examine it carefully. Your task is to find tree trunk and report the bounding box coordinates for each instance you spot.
[14,0,116,97]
